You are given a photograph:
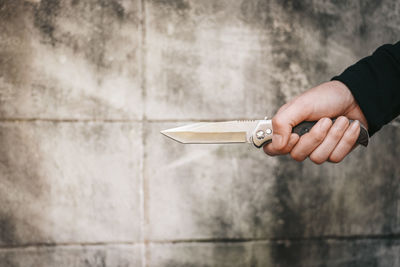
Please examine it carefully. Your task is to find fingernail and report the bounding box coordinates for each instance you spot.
[289,134,299,146]
[337,116,349,126]
[351,120,360,130]
[273,134,283,148]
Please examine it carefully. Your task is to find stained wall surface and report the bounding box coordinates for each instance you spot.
[0,0,399,266]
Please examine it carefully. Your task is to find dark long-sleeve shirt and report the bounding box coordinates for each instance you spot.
[332,41,400,136]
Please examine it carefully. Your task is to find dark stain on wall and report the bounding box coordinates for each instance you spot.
[0,123,50,246]
[271,239,400,266]
[33,0,126,45]
[363,126,400,235]
[274,0,342,39]
[34,0,61,45]
[271,241,318,267]
[151,0,191,12]
[0,214,17,244]
[239,0,330,99]
[0,3,36,245]
[381,135,400,234]
[84,250,107,267]
[239,0,338,38]
[0,255,17,267]
[3,0,140,120]
[99,0,126,20]
[269,157,307,264]
[240,0,272,26]
[358,1,380,38]
[160,243,249,267]
[190,182,235,238]
[164,260,198,267]
[271,157,306,238]
[111,0,125,19]
[0,0,34,86]
[31,0,134,71]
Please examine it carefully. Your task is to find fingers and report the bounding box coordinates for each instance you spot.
[271,100,312,151]
[263,133,299,156]
[289,118,332,161]
[309,116,349,164]
[263,116,361,164]
[328,120,360,163]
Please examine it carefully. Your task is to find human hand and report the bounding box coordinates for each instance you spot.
[263,81,368,164]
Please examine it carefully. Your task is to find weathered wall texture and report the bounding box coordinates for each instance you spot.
[0,0,399,266]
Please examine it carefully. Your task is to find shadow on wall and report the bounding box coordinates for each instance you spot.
[0,122,50,246]
[0,0,48,247]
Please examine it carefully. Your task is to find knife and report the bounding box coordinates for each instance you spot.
[161,117,369,148]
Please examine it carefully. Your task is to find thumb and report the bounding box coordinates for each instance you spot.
[272,101,311,150]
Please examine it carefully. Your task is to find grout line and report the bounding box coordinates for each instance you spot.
[139,0,147,266]
[0,118,143,123]
[2,234,400,250]
[0,118,263,123]
[150,234,400,243]
[0,118,398,128]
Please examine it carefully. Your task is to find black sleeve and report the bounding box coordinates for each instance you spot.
[332,41,400,136]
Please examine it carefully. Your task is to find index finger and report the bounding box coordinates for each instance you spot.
[271,100,312,151]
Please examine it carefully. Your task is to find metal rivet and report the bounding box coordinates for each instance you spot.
[266,128,272,135]
[256,130,265,139]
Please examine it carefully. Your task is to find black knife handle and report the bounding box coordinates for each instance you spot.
[292,119,369,147]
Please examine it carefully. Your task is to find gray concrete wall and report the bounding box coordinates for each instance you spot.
[0,0,399,266]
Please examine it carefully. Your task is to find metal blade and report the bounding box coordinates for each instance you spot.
[161,121,259,144]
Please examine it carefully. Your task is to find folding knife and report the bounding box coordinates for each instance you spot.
[161,118,369,148]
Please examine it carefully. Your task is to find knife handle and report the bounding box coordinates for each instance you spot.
[292,119,369,147]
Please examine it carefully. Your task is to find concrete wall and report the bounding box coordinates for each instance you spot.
[0,0,399,266]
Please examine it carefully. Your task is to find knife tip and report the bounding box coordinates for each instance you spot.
[160,130,168,137]
[161,129,189,144]
[160,129,174,138]
[160,129,170,135]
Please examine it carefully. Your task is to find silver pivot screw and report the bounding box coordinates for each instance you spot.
[256,130,265,140]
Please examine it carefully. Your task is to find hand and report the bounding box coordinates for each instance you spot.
[263,81,368,164]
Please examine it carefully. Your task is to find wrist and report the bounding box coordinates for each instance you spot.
[329,80,369,130]
[329,80,355,110]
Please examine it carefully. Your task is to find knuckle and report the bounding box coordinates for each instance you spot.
[309,154,325,164]
[263,144,283,156]
[329,155,342,163]
[330,127,344,139]
[310,130,325,143]
[277,103,289,113]
[290,151,305,162]
[272,142,284,152]
[343,137,356,147]
[263,146,275,156]
[272,116,284,129]
[344,130,359,145]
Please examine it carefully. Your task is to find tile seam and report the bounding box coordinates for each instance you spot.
[0,118,398,127]
[139,0,147,266]
[2,233,400,250]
